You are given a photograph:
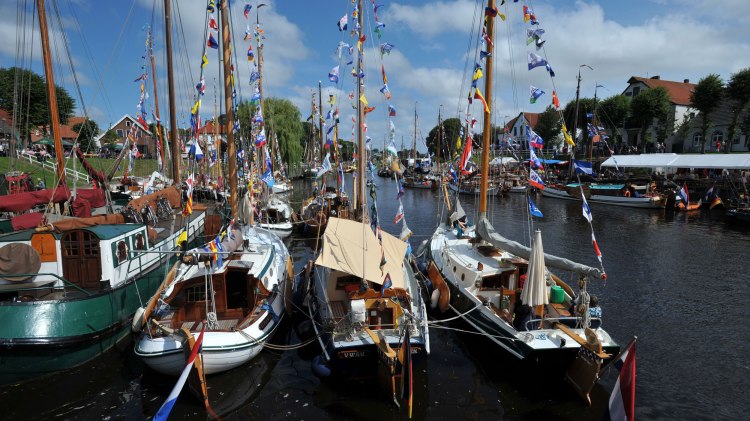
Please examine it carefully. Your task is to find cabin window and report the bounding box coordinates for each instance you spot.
[116,240,128,264]
[135,233,145,251]
[481,273,503,289]
[185,285,207,303]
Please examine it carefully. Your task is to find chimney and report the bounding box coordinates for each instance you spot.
[650,75,660,80]
[684,79,690,83]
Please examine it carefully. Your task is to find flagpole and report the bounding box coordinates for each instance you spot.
[600,336,637,373]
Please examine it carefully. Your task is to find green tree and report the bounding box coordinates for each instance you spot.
[72,119,100,152]
[100,129,119,149]
[630,87,671,152]
[690,74,724,154]
[597,94,630,146]
[725,68,750,152]
[262,98,303,174]
[426,117,463,160]
[562,97,596,153]
[533,106,562,150]
[0,67,75,144]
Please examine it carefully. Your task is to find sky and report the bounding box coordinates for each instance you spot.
[1,0,749,153]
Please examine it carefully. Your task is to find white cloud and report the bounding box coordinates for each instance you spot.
[384,0,482,37]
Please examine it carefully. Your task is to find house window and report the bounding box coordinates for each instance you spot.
[712,131,724,147]
[126,121,131,128]
[520,126,524,137]
[513,127,517,137]
[116,129,124,138]
[632,87,641,96]
[692,133,703,147]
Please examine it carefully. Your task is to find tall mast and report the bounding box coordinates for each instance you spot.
[318,81,324,163]
[436,107,442,174]
[219,0,237,219]
[148,30,166,176]
[412,103,417,170]
[36,0,65,185]
[356,0,366,216]
[164,0,179,184]
[479,0,495,217]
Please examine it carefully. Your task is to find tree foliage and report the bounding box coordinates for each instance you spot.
[0,67,75,143]
[690,74,724,153]
[726,68,750,150]
[630,87,671,151]
[426,117,463,160]
[262,97,303,173]
[100,129,119,148]
[534,106,562,149]
[597,94,630,144]
[72,119,100,152]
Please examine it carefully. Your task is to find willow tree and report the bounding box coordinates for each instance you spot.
[631,87,670,152]
[426,117,463,161]
[690,74,724,154]
[262,98,303,174]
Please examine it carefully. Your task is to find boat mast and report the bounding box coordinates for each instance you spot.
[164,0,179,185]
[219,0,237,220]
[36,0,65,185]
[318,81,324,164]
[148,29,166,177]
[479,2,494,218]
[412,102,417,172]
[356,0,366,216]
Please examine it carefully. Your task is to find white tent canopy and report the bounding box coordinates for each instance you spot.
[490,157,518,166]
[601,153,750,169]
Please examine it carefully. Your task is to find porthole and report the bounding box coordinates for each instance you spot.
[461,273,465,281]
[453,266,456,273]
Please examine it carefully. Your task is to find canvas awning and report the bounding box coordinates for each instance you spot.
[315,217,407,288]
[601,153,750,169]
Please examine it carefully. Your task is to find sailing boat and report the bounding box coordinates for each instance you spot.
[0,0,205,385]
[426,0,618,389]
[134,0,292,378]
[304,1,429,411]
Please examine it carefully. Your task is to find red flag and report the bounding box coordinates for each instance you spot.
[607,340,636,421]
[552,90,560,108]
[459,135,473,174]
[209,17,218,30]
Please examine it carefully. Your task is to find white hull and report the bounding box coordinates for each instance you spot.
[447,182,499,196]
[271,182,292,194]
[258,221,293,239]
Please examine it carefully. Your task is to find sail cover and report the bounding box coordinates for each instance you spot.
[315,217,407,288]
[477,217,604,279]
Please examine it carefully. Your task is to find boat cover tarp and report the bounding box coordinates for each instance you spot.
[601,153,750,169]
[0,243,41,282]
[477,217,604,279]
[0,185,71,213]
[43,213,126,231]
[11,212,44,231]
[127,185,181,212]
[76,188,106,208]
[315,217,407,288]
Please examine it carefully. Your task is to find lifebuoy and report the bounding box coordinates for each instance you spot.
[624,190,631,197]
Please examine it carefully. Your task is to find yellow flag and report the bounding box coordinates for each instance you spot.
[499,13,506,21]
[456,136,462,150]
[177,231,187,246]
[191,99,201,115]
[562,123,575,146]
[473,68,483,81]
[201,53,208,68]
[360,94,368,106]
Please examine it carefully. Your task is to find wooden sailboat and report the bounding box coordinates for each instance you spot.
[135,0,292,379]
[0,0,205,385]
[304,1,429,413]
[425,0,619,391]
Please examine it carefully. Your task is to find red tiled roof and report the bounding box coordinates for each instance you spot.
[199,119,228,135]
[29,116,92,142]
[628,76,696,106]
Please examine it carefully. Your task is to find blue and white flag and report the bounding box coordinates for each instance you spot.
[153,327,205,421]
[337,14,348,31]
[261,168,275,189]
[527,52,548,70]
[316,153,331,178]
[573,159,593,175]
[530,85,545,103]
[328,65,339,83]
[449,164,458,183]
[582,195,593,222]
[528,196,543,218]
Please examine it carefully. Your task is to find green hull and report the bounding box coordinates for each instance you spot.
[0,262,165,385]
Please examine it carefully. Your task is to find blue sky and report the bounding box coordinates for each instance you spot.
[2,0,749,152]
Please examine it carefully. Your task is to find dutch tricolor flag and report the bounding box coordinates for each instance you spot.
[153,327,206,421]
[606,339,636,421]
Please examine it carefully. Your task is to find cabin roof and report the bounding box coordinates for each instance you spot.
[0,223,142,243]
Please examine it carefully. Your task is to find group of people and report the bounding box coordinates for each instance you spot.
[510,292,602,332]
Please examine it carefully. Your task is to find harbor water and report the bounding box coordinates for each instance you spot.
[0,176,746,420]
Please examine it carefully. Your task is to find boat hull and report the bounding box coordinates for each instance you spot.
[542,185,664,208]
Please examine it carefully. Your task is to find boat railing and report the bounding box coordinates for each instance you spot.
[524,316,602,331]
[2,273,92,297]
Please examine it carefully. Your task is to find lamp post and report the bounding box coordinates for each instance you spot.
[568,64,593,180]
